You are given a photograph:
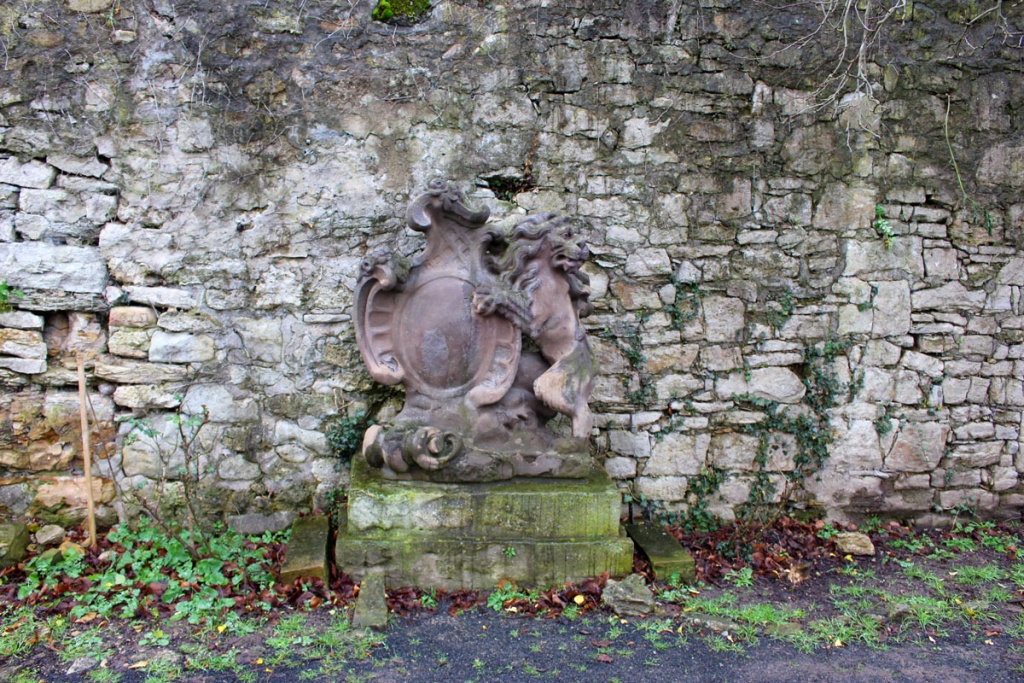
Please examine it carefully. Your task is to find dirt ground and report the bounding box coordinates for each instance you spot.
[4,520,1023,682]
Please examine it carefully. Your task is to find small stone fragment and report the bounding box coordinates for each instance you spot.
[66,656,98,675]
[352,573,389,629]
[35,524,66,546]
[625,523,696,583]
[280,515,330,584]
[834,531,876,556]
[601,573,655,617]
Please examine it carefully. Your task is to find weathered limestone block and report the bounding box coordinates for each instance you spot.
[0,212,19,241]
[0,311,44,329]
[609,430,652,458]
[938,488,999,512]
[275,420,329,456]
[19,188,116,226]
[624,248,672,277]
[234,318,284,364]
[0,391,115,471]
[34,524,66,546]
[352,573,388,629]
[119,414,185,479]
[763,193,813,227]
[702,296,745,342]
[838,304,872,335]
[924,248,960,280]
[655,373,705,400]
[31,476,115,526]
[701,345,743,371]
[645,432,710,476]
[158,311,220,333]
[862,339,903,366]
[610,281,662,309]
[94,355,188,384]
[0,357,46,374]
[885,422,949,472]
[112,385,182,409]
[47,154,109,178]
[858,367,895,403]
[831,419,884,470]
[44,312,107,358]
[603,456,637,478]
[814,183,875,231]
[779,313,830,340]
[716,367,805,403]
[990,466,1019,491]
[0,328,46,359]
[181,384,257,422]
[893,369,924,404]
[954,422,996,440]
[0,483,32,516]
[948,442,1003,468]
[997,257,1024,285]
[872,281,912,337]
[125,286,198,309]
[254,265,303,309]
[977,141,1024,189]
[912,281,987,311]
[0,243,108,293]
[107,327,155,358]
[218,454,261,481]
[844,237,924,279]
[732,246,801,280]
[708,433,760,471]
[901,350,944,378]
[805,466,884,521]
[149,331,215,363]
[109,306,158,328]
[932,468,981,488]
[0,158,55,189]
[635,476,688,501]
[719,178,752,220]
[783,125,834,175]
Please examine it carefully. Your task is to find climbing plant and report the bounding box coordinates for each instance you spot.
[734,336,856,522]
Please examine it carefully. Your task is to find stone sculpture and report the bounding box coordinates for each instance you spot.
[353,179,598,482]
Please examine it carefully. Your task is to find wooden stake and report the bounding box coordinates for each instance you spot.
[76,352,97,549]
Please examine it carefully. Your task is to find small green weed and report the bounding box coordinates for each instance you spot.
[0,279,25,313]
[943,537,977,553]
[486,582,534,612]
[951,564,1004,585]
[0,608,39,658]
[724,567,754,588]
[873,206,895,249]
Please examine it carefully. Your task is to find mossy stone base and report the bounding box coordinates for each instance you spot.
[346,451,622,538]
[337,453,634,590]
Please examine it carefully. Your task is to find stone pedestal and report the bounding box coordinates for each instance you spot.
[336,452,634,590]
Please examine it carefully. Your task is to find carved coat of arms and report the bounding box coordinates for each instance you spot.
[353,180,597,482]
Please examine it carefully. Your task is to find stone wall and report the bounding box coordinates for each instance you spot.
[0,0,1022,528]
